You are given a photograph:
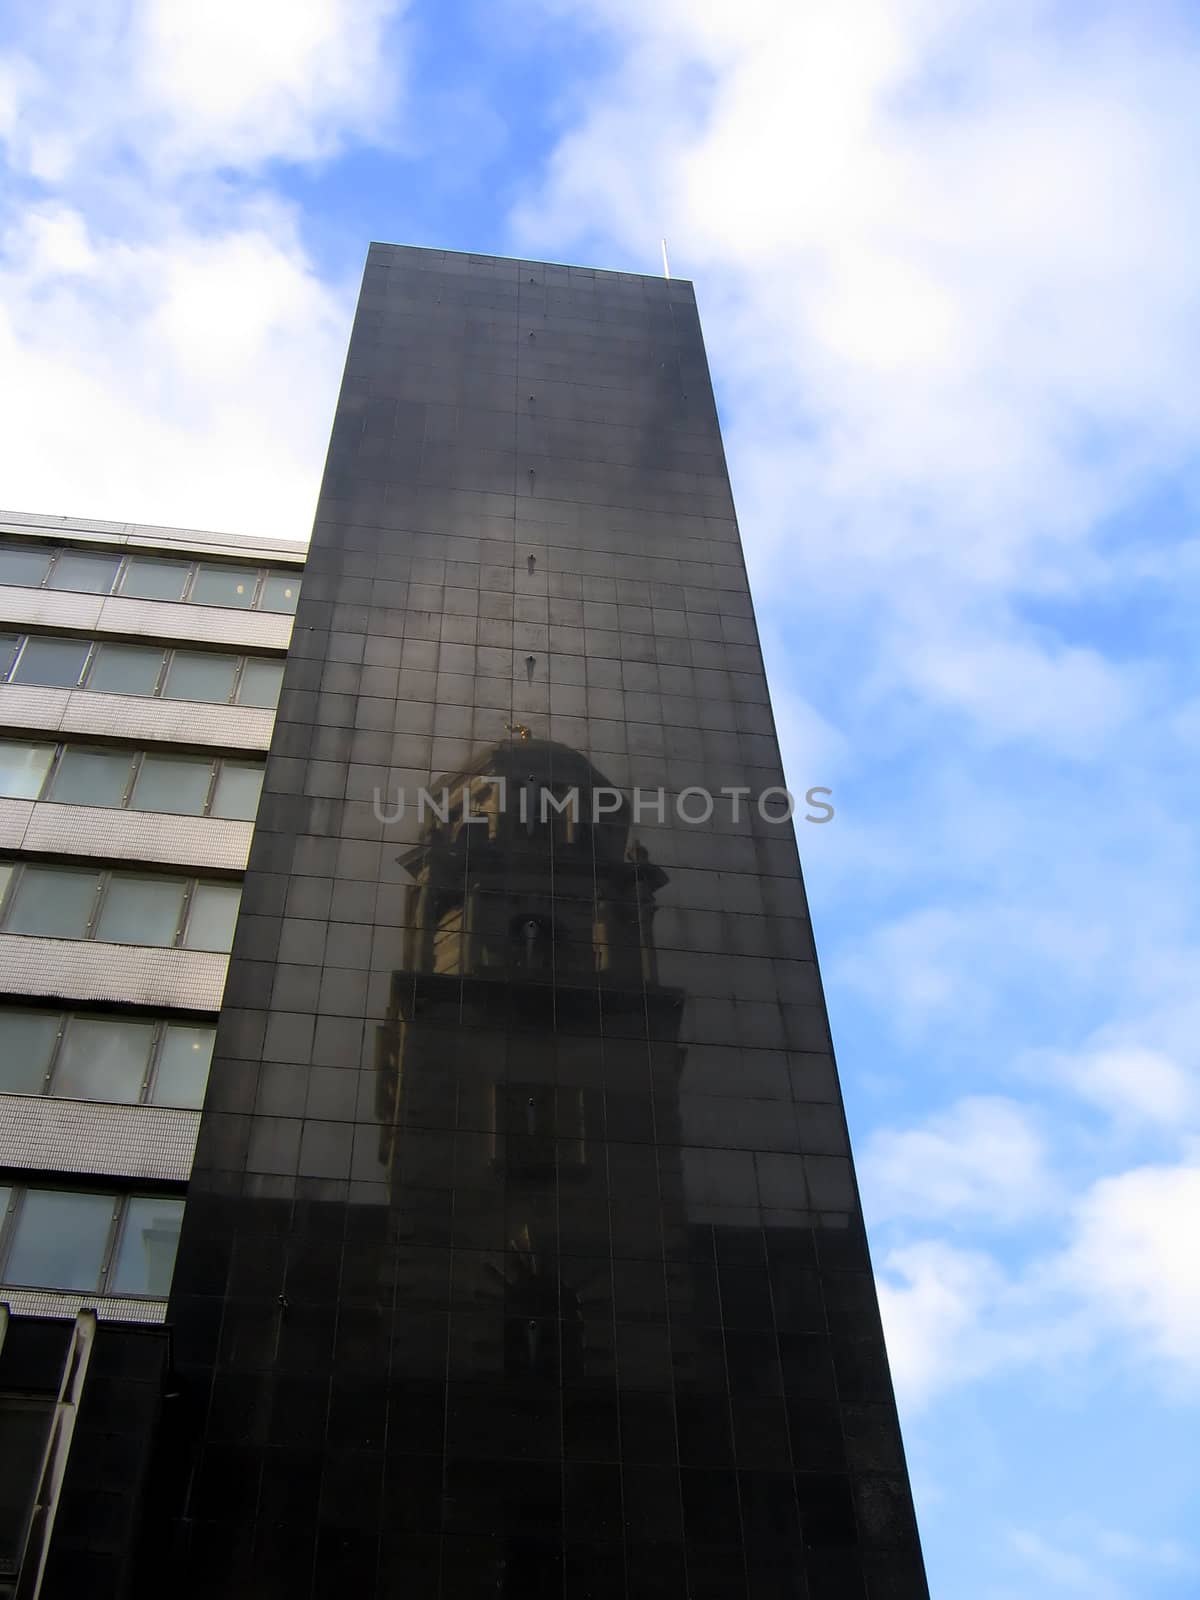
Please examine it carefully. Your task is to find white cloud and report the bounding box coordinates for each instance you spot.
[1053,1043,1200,1129]
[1062,1162,1200,1376]
[1009,1522,1200,1598]
[0,202,351,537]
[1,0,406,178]
[873,1238,1061,1409]
[0,2,412,536]
[862,1096,1052,1226]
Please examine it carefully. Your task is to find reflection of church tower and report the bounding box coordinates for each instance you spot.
[374,738,687,1589]
[375,734,685,1369]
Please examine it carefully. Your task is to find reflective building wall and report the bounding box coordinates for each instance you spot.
[155,244,927,1599]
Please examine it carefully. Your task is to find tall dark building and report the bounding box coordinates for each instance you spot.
[0,245,928,1599]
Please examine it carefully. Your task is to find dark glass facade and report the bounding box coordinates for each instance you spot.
[151,244,927,1598]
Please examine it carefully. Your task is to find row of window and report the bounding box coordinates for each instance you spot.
[0,862,240,952]
[0,539,301,613]
[0,1184,183,1299]
[0,737,264,822]
[0,1009,213,1109]
[0,633,283,708]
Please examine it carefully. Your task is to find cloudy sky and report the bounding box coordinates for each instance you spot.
[3,1,1199,1592]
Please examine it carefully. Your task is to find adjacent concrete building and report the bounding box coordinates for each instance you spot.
[0,510,302,1592]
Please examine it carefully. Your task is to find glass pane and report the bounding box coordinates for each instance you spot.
[0,740,55,800]
[183,882,240,951]
[0,634,18,678]
[0,1396,53,1569]
[53,1016,154,1102]
[119,557,190,601]
[210,762,263,821]
[0,863,11,905]
[5,867,98,937]
[190,564,256,609]
[4,1189,113,1290]
[130,754,212,816]
[236,658,284,709]
[47,747,133,807]
[0,545,52,587]
[151,1025,214,1108]
[86,642,164,696]
[10,637,90,688]
[109,1196,184,1296]
[0,1010,59,1094]
[94,876,186,946]
[259,571,301,613]
[47,552,120,594]
[162,651,238,704]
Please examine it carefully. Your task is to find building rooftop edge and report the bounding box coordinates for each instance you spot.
[0,509,308,562]
[366,240,695,288]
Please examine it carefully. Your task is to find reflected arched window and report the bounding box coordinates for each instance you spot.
[433,898,464,973]
[511,914,554,970]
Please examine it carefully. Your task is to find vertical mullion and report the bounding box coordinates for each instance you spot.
[40,742,68,802]
[123,749,144,810]
[44,1012,68,1096]
[143,1021,165,1105]
[176,879,197,948]
[201,757,220,818]
[86,870,110,941]
[96,1194,124,1295]
[75,639,99,689]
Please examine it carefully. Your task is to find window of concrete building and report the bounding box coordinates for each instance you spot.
[0,1188,184,1299]
[210,760,263,821]
[52,1016,156,1102]
[236,656,284,708]
[3,1189,115,1291]
[94,875,187,947]
[85,641,165,696]
[0,1011,58,1093]
[161,650,239,704]
[8,636,91,689]
[119,556,190,601]
[1,864,239,952]
[0,543,52,587]
[151,1025,214,1109]
[0,740,55,799]
[47,746,134,807]
[189,563,257,609]
[1,633,283,707]
[4,866,98,938]
[182,881,240,951]
[0,1008,215,1107]
[46,551,121,594]
[130,753,213,816]
[108,1196,185,1297]
[260,571,301,613]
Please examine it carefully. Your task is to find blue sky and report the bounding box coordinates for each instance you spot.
[2,2,1199,1593]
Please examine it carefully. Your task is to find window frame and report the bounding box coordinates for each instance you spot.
[0,537,300,613]
[0,1183,185,1300]
[0,861,241,953]
[0,736,265,821]
[0,1005,215,1107]
[0,633,286,710]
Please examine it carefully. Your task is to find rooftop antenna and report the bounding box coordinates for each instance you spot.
[660,238,671,279]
